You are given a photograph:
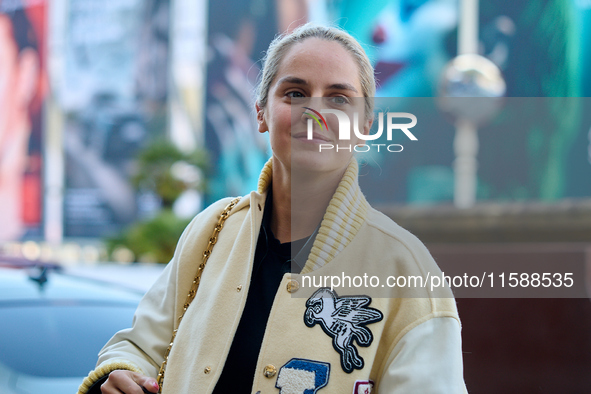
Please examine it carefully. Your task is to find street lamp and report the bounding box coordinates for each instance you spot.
[438,0,506,208]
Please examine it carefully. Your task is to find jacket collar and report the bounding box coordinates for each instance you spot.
[256,157,369,274]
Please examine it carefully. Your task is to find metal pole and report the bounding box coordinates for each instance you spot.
[45,0,67,244]
[458,0,479,55]
[454,0,479,208]
[453,119,478,208]
[168,0,208,152]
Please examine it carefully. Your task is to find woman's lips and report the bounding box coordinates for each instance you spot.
[292,131,333,143]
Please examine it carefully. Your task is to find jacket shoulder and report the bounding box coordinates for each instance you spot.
[360,206,456,302]
[364,206,434,263]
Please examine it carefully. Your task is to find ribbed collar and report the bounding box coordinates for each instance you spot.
[256,158,369,274]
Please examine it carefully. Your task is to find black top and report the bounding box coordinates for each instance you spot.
[212,189,313,393]
[88,190,315,394]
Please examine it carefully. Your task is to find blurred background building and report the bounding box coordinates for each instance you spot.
[2,0,590,247]
[1,0,590,391]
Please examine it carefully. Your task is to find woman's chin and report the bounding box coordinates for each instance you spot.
[289,149,352,176]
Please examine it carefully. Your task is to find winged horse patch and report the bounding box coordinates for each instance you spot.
[304,288,383,373]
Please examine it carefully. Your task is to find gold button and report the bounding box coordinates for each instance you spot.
[263,364,276,378]
[237,285,243,292]
[286,280,299,293]
[204,366,211,374]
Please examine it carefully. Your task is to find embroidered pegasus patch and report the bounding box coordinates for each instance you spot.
[304,288,383,373]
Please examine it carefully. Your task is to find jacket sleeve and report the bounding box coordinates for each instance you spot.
[378,317,468,393]
[77,255,177,393]
[77,198,235,394]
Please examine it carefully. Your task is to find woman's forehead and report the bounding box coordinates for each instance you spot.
[274,38,362,91]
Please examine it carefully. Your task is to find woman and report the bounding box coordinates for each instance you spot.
[79,23,466,394]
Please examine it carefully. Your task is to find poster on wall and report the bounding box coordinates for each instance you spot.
[62,0,169,237]
[313,0,590,205]
[203,0,589,205]
[204,0,309,202]
[0,0,46,241]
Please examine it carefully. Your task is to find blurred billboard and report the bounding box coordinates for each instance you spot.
[0,0,589,239]
[61,0,170,237]
[0,0,47,241]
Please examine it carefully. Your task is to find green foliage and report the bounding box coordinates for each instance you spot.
[106,210,191,264]
[132,139,209,207]
[106,139,208,264]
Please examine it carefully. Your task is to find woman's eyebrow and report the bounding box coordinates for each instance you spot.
[326,82,358,93]
[277,76,308,86]
[276,77,358,93]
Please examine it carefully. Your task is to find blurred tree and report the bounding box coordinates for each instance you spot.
[132,140,208,207]
[106,210,191,264]
[106,140,208,263]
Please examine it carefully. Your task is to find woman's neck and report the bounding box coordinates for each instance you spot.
[270,158,347,243]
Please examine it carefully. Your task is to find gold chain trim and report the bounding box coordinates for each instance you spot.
[156,197,241,393]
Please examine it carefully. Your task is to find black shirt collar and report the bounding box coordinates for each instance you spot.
[261,187,317,273]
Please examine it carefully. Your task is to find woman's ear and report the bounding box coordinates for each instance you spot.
[255,102,267,133]
[363,116,374,136]
[355,115,373,147]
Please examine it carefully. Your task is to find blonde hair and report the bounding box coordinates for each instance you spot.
[256,23,375,118]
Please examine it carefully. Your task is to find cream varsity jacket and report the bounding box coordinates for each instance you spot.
[78,159,467,394]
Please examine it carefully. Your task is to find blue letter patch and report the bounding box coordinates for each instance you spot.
[304,288,383,373]
[275,358,330,394]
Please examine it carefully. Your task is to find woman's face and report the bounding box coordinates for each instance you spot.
[257,38,371,176]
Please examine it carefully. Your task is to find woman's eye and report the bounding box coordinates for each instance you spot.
[287,91,305,98]
[330,96,349,105]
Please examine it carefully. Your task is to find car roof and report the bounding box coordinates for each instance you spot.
[64,263,165,293]
[0,266,142,304]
